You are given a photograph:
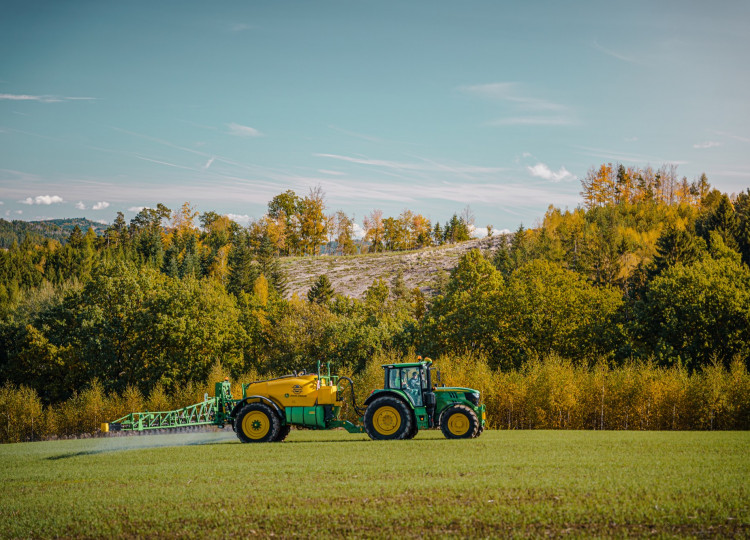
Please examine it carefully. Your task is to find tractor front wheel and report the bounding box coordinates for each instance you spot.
[235,403,281,443]
[440,405,479,439]
[364,396,413,441]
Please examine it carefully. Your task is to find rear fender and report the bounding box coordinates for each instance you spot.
[230,395,284,422]
[363,389,412,408]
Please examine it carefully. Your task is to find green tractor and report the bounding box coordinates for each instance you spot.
[362,359,485,440]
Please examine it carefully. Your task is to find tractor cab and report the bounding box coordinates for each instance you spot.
[383,360,436,407]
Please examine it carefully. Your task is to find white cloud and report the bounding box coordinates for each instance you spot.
[470,226,510,238]
[94,219,108,225]
[226,213,251,225]
[0,201,4,205]
[318,169,346,176]
[693,141,721,149]
[227,123,262,137]
[625,136,639,142]
[352,222,365,240]
[16,210,23,215]
[0,93,96,103]
[527,163,574,182]
[128,206,146,212]
[92,201,110,210]
[20,195,64,205]
[203,157,215,170]
[75,201,86,210]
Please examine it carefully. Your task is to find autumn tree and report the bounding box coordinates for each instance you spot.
[363,209,385,252]
[298,186,328,255]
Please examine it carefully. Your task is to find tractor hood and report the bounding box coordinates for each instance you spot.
[434,386,479,394]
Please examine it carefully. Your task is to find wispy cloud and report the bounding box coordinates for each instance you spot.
[92,201,110,210]
[711,131,750,144]
[227,122,262,137]
[318,169,347,176]
[460,83,566,111]
[75,201,86,210]
[489,116,573,126]
[135,155,199,171]
[527,163,575,182]
[693,141,722,149]
[128,206,146,212]
[203,157,215,170]
[592,40,638,64]
[460,82,574,127]
[575,145,688,165]
[314,153,505,174]
[0,93,96,103]
[20,195,64,205]
[229,23,254,33]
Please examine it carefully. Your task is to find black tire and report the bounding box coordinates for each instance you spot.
[440,404,479,439]
[364,396,413,441]
[475,423,484,438]
[404,417,419,439]
[274,424,291,442]
[235,402,281,443]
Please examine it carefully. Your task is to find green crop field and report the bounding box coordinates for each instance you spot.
[1,430,747,538]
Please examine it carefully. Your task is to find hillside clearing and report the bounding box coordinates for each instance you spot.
[281,235,504,299]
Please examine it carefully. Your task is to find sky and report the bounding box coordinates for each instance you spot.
[1,0,749,234]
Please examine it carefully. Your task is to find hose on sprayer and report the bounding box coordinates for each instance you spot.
[337,376,367,416]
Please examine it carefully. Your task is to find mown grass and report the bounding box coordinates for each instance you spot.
[1,430,747,538]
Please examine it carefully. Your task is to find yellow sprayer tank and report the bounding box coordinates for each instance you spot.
[243,373,343,428]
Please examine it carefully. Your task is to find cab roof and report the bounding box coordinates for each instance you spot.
[381,361,432,369]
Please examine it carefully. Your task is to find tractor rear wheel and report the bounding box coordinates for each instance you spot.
[404,420,418,440]
[364,396,413,441]
[440,404,479,439]
[235,402,280,443]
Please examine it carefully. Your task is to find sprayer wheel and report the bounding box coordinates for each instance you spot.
[235,403,280,443]
[274,424,291,442]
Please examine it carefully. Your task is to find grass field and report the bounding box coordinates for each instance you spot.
[1,430,747,538]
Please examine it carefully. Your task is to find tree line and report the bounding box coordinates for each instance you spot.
[1,164,749,440]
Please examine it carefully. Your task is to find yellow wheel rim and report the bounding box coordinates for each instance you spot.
[447,413,470,436]
[241,411,270,440]
[372,406,402,436]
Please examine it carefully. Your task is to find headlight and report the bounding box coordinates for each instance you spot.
[465,392,480,406]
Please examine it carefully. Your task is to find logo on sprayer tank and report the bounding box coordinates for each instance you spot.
[292,385,303,394]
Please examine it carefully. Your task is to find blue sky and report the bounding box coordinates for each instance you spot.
[1,1,749,233]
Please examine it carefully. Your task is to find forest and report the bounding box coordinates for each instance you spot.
[1,163,749,442]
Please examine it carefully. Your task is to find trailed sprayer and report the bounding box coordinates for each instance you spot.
[104,358,486,441]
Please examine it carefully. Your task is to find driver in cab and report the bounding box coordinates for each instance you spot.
[407,371,420,401]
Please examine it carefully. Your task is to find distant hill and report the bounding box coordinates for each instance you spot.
[0,218,108,249]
